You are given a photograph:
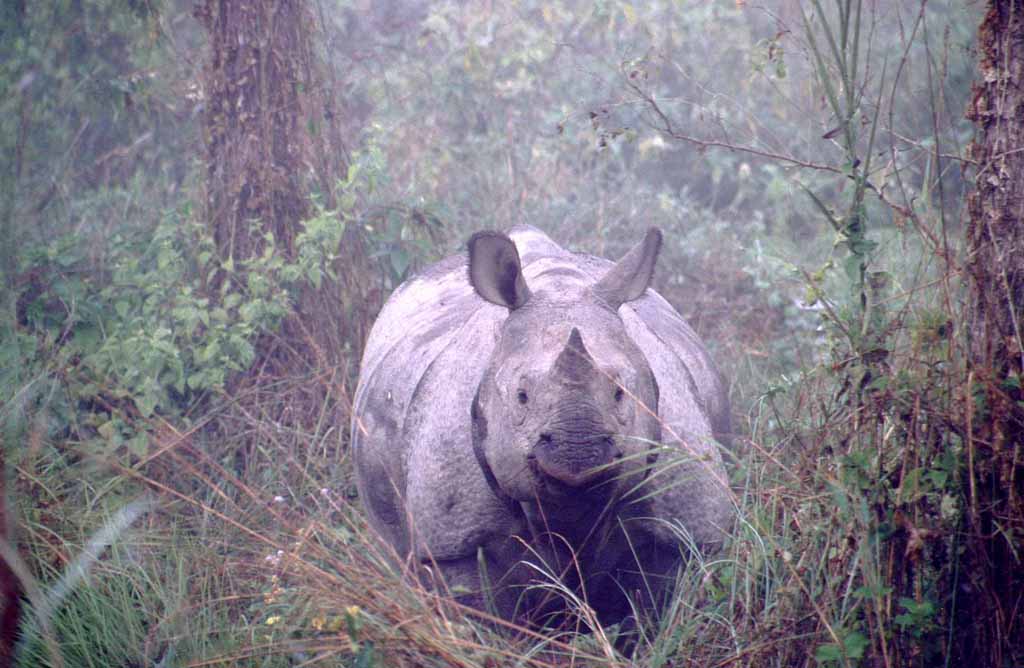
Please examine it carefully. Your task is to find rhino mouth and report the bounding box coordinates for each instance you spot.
[527,433,622,498]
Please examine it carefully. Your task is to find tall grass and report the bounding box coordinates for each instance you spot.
[3,1,993,666]
[6,270,969,668]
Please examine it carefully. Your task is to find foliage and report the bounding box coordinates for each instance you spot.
[0,0,197,302]
[3,157,384,469]
[1,0,1009,666]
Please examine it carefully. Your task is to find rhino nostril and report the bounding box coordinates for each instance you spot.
[538,432,553,446]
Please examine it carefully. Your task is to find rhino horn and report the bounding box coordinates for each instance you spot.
[467,231,532,310]
[593,227,663,309]
[553,327,598,385]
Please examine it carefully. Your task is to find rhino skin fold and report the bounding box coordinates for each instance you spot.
[351,225,732,627]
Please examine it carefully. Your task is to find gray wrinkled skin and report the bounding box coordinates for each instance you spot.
[351,225,732,626]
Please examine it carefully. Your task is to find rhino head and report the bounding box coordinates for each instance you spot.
[467,230,664,526]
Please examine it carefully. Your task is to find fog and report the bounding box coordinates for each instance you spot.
[0,2,1002,665]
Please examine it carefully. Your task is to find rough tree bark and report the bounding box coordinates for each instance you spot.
[194,0,377,425]
[197,1,318,262]
[962,1,1024,664]
[0,465,19,668]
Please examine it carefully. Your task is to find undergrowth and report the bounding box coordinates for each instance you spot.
[2,180,975,667]
[1,1,1006,667]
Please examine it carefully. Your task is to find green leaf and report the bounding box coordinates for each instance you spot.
[843,254,862,283]
[187,372,209,390]
[127,432,149,457]
[390,248,410,279]
[306,264,323,289]
[73,324,102,350]
[843,631,869,659]
[828,481,849,514]
[900,467,924,500]
[354,643,375,668]
[815,643,842,663]
[200,340,221,363]
[797,182,842,232]
[925,469,948,489]
[850,236,878,256]
[866,374,889,392]
[230,335,255,367]
[98,420,121,443]
[136,392,157,418]
[345,162,361,187]
[940,494,959,521]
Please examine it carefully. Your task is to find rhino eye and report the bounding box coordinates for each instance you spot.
[614,386,625,403]
[517,389,529,405]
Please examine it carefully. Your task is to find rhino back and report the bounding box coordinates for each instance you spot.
[355,225,565,389]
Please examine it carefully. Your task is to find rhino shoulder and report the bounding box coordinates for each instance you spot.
[568,251,730,444]
[352,250,534,562]
[402,309,524,560]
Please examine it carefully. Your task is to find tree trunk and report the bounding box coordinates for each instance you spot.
[195,0,378,428]
[0,465,19,668]
[197,0,323,262]
[962,1,1024,664]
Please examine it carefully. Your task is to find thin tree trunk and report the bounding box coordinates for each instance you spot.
[962,1,1024,664]
[0,454,19,668]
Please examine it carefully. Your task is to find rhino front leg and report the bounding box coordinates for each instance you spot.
[590,541,685,633]
[416,545,534,622]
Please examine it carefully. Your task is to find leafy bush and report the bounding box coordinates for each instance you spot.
[3,175,385,468]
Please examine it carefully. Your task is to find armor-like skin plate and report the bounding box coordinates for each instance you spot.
[351,225,732,624]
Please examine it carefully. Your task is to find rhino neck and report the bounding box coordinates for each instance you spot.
[520,489,621,551]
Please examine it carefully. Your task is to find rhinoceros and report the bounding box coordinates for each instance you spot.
[351,225,732,626]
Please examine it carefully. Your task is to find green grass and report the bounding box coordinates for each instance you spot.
[5,303,968,668]
[0,0,997,664]
[3,185,971,666]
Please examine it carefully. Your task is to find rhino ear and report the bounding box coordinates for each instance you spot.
[467,231,532,310]
[593,227,662,309]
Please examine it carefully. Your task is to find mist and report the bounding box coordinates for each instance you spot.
[1,1,1006,666]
